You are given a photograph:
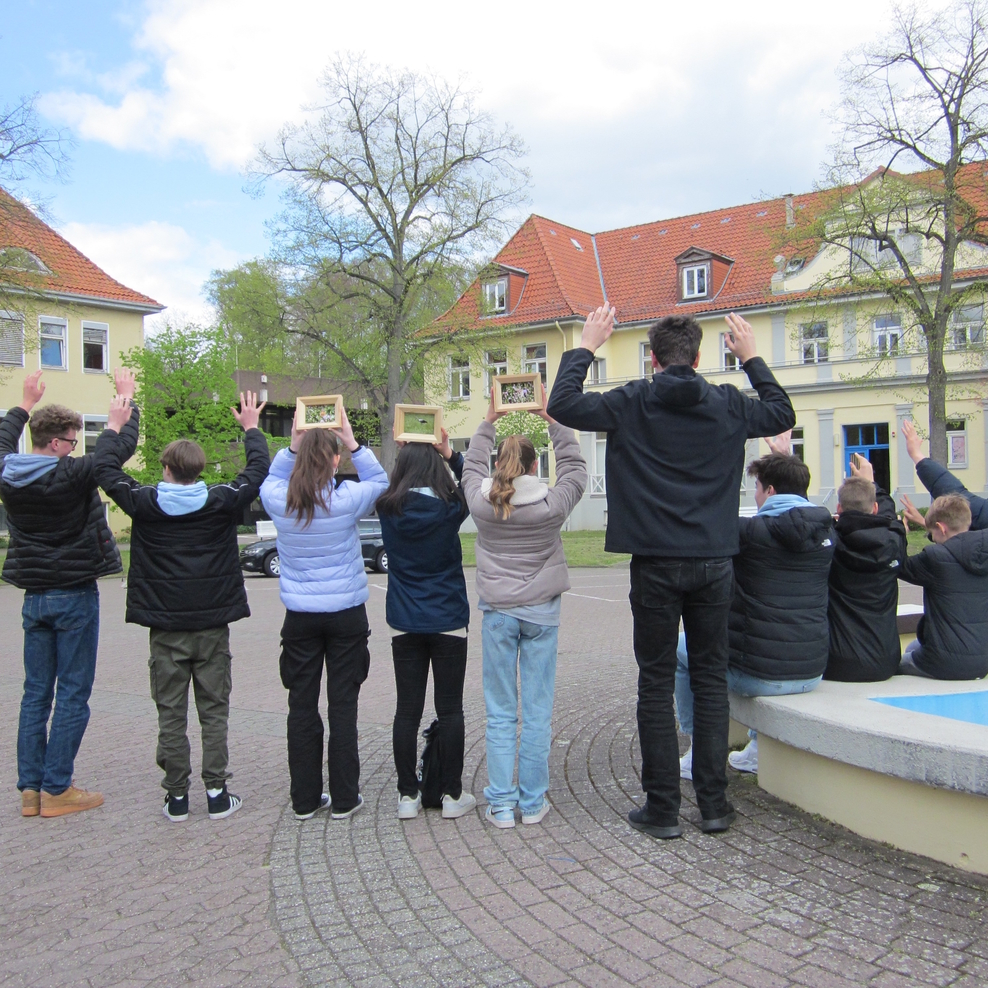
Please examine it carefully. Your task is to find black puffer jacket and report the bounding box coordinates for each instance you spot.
[729,505,836,681]
[916,458,988,530]
[0,406,136,590]
[93,424,270,630]
[826,492,908,682]
[899,529,988,680]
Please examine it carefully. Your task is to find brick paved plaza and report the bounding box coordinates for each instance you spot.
[2,568,987,988]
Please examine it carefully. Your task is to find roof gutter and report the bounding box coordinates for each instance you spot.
[0,284,165,314]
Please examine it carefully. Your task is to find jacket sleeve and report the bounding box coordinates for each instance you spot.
[208,428,271,513]
[546,348,630,432]
[738,357,797,438]
[64,403,141,489]
[92,422,146,519]
[915,456,988,529]
[899,545,937,587]
[447,450,465,482]
[0,407,28,465]
[462,420,496,513]
[342,446,389,519]
[545,422,588,519]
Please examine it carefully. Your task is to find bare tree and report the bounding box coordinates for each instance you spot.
[253,56,529,470]
[794,0,988,463]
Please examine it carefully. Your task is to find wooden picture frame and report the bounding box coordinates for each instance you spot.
[393,404,444,444]
[492,373,543,413]
[295,394,345,431]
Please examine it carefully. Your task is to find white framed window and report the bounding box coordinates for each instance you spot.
[588,358,606,385]
[484,349,507,397]
[537,450,550,480]
[791,426,805,462]
[482,279,507,314]
[83,415,108,455]
[0,311,24,366]
[950,305,984,349]
[523,343,547,385]
[947,419,968,468]
[591,431,607,496]
[40,318,67,369]
[82,321,109,373]
[449,354,470,400]
[640,342,652,378]
[682,264,707,299]
[873,314,902,356]
[720,333,738,370]
[800,322,829,364]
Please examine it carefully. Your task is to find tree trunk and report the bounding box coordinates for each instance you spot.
[926,329,949,466]
[379,406,397,474]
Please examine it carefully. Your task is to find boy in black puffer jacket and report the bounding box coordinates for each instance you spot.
[93,390,270,822]
[898,494,988,680]
[675,443,834,777]
[826,459,908,682]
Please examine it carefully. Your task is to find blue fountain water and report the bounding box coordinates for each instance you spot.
[872,691,988,727]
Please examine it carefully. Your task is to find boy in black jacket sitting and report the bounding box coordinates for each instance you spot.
[93,388,270,821]
[899,494,988,680]
[825,457,908,682]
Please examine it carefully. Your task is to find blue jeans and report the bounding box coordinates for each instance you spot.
[675,632,822,734]
[17,583,100,795]
[482,611,558,814]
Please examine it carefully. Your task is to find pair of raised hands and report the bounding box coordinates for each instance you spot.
[289,404,359,454]
[484,377,554,425]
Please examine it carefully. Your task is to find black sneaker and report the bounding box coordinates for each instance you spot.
[207,785,242,820]
[628,805,682,840]
[163,792,189,822]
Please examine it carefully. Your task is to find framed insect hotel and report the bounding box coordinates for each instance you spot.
[492,373,543,413]
[295,394,345,431]
[393,404,444,444]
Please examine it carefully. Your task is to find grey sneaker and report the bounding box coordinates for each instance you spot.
[521,798,551,825]
[295,794,330,820]
[331,794,364,819]
[441,792,477,819]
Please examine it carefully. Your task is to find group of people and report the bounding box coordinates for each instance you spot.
[7,309,986,839]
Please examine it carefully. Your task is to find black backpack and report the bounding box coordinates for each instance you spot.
[418,719,444,808]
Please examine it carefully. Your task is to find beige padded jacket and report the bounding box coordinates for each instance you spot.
[462,420,588,610]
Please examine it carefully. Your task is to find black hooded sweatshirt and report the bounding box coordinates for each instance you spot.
[899,528,988,680]
[826,491,908,683]
[547,348,795,557]
[729,504,836,681]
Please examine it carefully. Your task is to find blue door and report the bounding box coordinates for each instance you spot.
[843,423,891,491]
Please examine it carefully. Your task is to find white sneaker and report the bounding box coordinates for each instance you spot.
[521,798,551,825]
[728,738,758,774]
[679,745,693,781]
[485,805,516,829]
[398,793,422,819]
[441,792,477,818]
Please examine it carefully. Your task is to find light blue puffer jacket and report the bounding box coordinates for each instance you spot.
[260,446,389,613]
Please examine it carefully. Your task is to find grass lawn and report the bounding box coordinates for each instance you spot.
[905,527,931,556]
[459,530,630,568]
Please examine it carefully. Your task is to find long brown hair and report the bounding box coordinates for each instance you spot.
[489,435,538,520]
[286,429,340,527]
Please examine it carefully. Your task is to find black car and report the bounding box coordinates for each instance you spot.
[239,518,388,577]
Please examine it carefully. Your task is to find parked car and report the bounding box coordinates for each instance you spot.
[240,517,388,577]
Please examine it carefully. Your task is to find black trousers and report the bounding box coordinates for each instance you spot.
[279,605,370,815]
[391,632,468,799]
[629,555,733,824]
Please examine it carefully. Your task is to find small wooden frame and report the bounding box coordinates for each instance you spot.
[393,404,444,444]
[295,394,345,431]
[492,373,543,413]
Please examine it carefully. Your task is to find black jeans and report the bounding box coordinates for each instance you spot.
[629,555,733,824]
[279,605,370,815]
[392,633,468,799]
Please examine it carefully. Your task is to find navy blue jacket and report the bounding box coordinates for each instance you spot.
[379,452,470,634]
[916,458,988,530]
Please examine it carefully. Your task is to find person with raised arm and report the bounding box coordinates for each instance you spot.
[3,369,136,818]
[94,383,270,821]
[547,308,794,839]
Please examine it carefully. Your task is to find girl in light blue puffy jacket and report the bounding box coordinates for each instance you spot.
[260,408,388,821]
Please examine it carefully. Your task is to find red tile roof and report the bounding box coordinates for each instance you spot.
[0,190,162,311]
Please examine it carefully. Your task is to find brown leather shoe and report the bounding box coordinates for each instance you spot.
[21,790,40,817]
[40,785,104,818]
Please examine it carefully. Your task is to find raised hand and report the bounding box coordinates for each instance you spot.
[900,492,926,529]
[434,427,452,460]
[849,452,875,482]
[20,370,44,412]
[114,367,137,399]
[231,390,266,432]
[724,313,757,364]
[580,304,616,354]
[766,430,792,456]
[338,405,359,452]
[902,419,924,464]
[533,377,555,424]
[484,389,508,424]
[106,394,133,433]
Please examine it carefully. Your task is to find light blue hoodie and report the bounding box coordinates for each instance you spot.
[757,493,815,517]
[2,454,58,487]
[156,480,208,516]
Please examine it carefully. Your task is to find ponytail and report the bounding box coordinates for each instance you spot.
[489,435,538,520]
[286,429,340,527]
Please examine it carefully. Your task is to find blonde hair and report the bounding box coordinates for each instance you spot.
[489,435,538,520]
[837,476,876,514]
[926,494,971,535]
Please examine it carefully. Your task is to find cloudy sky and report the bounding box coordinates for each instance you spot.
[3,0,907,323]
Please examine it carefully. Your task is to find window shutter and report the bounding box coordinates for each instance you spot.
[84,326,108,345]
[0,318,24,365]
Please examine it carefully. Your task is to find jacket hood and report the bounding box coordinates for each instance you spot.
[383,489,464,537]
[652,365,709,408]
[762,504,835,553]
[835,511,904,572]
[156,480,208,516]
[2,453,58,487]
[480,474,549,506]
[943,528,988,575]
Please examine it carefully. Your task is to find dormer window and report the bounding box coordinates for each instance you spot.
[483,278,507,313]
[682,264,707,299]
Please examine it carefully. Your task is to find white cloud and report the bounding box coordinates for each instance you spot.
[59,219,239,324]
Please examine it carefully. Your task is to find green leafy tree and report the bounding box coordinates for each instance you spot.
[495,411,548,451]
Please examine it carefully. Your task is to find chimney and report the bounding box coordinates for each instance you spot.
[785,195,795,228]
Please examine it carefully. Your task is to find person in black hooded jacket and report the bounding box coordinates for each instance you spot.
[376,430,476,821]
[899,493,988,680]
[825,457,908,683]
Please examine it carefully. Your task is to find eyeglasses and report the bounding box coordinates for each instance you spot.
[54,437,78,449]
